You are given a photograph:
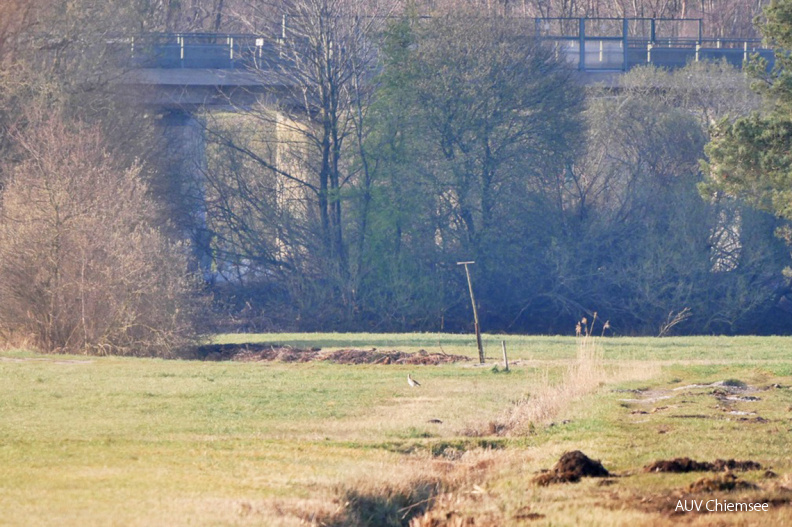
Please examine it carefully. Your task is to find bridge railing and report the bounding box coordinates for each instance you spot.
[122,33,278,70]
[121,18,775,73]
[536,18,775,71]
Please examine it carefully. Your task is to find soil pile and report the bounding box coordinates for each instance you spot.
[322,349,467,365]
[197,343,320,362]
[644,458,761,473]
[194,343,469,365]
[687,473,758,492]
[534,451,610,485]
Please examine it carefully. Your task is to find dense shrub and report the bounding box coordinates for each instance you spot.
[0,113,201,356]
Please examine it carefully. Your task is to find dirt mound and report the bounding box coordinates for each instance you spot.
[240,347,320,363]
[194,343,469,365]
[644,458,761,473]
[194,343,314,361]
[533,451,610,485]
[195,343,322,362]
[688,473,758,493]
[323,349,468,365]
[644,458,712,473]
[712,459,762,472]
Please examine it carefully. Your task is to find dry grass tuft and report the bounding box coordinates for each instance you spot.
[310,449,510,527]
[497,314,660,435]
[404,449,523,527]
[408,493,500,527]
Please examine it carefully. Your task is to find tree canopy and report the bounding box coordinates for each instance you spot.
[2,1,791,339]
[703,0,792,259]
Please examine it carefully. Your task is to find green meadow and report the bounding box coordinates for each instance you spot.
[2,334,792,525]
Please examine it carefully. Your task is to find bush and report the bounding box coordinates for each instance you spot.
[0,113,201,356]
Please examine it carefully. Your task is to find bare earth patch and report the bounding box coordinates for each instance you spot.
[0,357,94,364]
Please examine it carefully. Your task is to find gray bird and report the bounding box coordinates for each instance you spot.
[407,373,421,387]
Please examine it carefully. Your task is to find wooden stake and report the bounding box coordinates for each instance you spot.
[501,340,509,372]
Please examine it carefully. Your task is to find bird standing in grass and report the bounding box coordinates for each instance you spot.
[407,373,421,387]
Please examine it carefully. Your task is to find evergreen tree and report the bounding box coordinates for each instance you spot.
[703,0,792,224]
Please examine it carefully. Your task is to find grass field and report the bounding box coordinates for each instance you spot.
[2,334,792,525]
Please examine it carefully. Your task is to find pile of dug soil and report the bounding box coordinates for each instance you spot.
[235,346,320,362]
[194,343,469,365]
[196,343,321,362]
[534,451,610,485]
[687,473,758,492]
[322,348,468,365]
[644,458,761,473]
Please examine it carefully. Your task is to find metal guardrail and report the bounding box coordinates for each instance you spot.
[537,18,773,71]
[120,18,775,72]
[118,33,277,69]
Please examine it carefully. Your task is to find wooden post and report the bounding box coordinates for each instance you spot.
[458,261,484,364]
[501,340,509,372]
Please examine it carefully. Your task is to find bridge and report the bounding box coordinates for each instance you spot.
[119,16,775,102]
[117,16,775,278]
[538,17,772,73]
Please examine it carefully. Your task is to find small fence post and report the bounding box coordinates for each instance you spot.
[695,43,700,62]
[255,37,264,67]
[647,42,652,64]
[229,36,234,68]
[501,341,509,372]
[744,41,748,63]
[179,35,184,68]
[280,14,288,59]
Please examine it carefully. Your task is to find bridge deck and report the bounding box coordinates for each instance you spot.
[121,17,774,75]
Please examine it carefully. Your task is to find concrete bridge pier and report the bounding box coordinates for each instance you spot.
[157,109,214,280]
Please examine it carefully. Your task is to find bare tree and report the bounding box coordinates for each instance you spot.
[0,110,202,356]
[545,63,784,334]
[200,0,397,319]
[414,0,768,37]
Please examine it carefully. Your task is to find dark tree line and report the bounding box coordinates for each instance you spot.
[1,0,791,351]
[199,5,792,335]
